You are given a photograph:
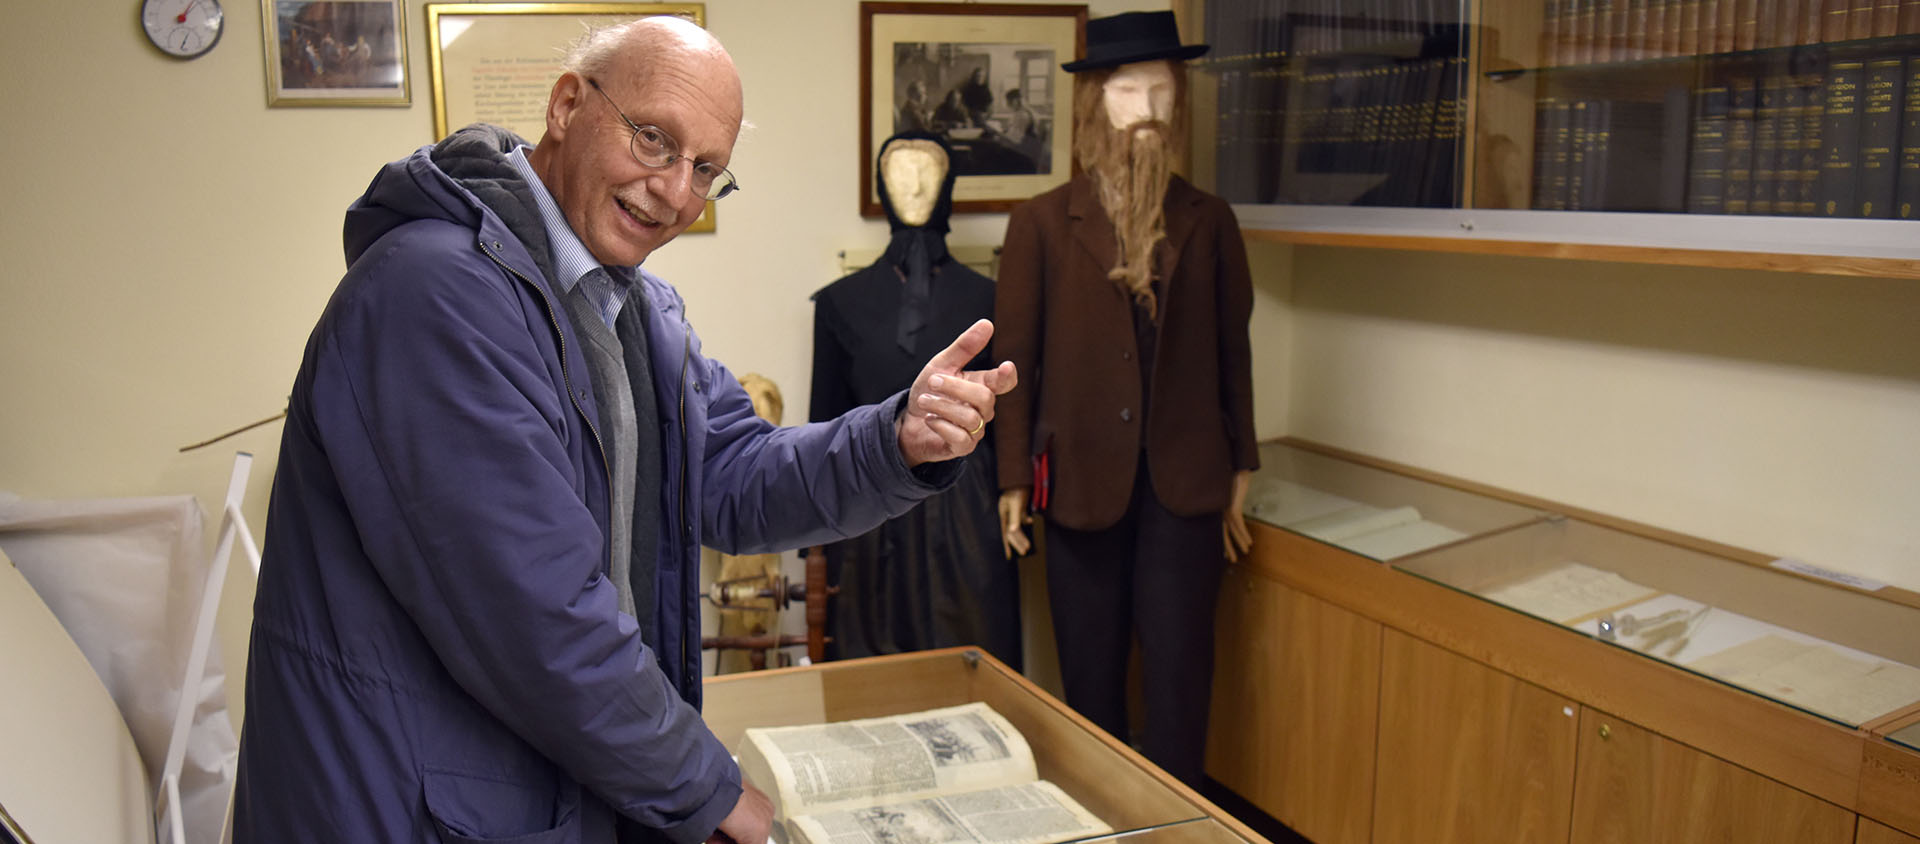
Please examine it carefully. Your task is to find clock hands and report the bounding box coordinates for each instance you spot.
[177,0,197,24]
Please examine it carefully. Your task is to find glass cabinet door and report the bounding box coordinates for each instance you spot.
[1194,0,1473,207]
[1191,0,1920,218]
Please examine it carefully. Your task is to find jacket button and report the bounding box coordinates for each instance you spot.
[1121,350,1132,360]
[1120,408,1132,422]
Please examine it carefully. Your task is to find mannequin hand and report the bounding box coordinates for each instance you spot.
[708,783,772,844]
[999,487,1033,558]
[896,319,1018,467]
[1222,470,1253,562]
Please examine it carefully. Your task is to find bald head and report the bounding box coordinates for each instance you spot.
[531,15,745,267]
[562,16,743,129]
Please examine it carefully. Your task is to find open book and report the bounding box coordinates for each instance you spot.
[737,702,1112,844]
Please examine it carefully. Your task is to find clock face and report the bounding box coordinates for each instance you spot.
[142,0,224,59]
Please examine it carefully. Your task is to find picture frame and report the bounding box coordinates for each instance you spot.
[426,3,714,232]
[860,2,1086,217]
[262,0,410,107]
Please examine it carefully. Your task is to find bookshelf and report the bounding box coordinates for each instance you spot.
[1173,0,1920,273]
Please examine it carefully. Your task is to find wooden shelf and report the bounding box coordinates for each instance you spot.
[1243,227,1920,279]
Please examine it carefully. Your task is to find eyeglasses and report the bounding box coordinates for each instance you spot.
[586,77,740,201]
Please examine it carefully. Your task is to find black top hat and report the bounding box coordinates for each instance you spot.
[1061,11,1209,73]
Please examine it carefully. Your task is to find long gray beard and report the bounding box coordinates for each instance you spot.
[1094,124,1172,318]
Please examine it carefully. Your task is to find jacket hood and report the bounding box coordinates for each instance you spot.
[343,124,552,279]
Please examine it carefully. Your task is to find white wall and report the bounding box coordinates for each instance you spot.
[1271,242,1920,593]
[0,0,1167,729]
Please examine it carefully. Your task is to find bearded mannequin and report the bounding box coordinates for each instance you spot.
[990,11,1257,787]
[808,131,1021,669]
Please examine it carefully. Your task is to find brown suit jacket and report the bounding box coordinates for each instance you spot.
[994,173,1259,532]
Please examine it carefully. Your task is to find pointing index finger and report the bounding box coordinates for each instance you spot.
[925,319,995,373]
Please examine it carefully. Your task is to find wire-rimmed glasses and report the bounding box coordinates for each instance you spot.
[586,77,740,201]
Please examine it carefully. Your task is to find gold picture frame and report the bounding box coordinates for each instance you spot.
[262,0,411,107]
[425,2,716,232]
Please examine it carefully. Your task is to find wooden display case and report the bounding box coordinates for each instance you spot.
[1208,437,1920,842]
[701,648,1270,844]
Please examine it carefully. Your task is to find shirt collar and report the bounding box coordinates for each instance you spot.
[505,145,625,294]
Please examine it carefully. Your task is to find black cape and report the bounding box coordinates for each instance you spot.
[808,131,1020,668]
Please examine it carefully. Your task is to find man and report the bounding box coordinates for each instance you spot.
[235,16,1013,844]
[896,79,932,134]
[959,67,995,128]
[992,11,1256,788]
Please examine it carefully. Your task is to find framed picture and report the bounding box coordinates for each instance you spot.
[860,2,1086,217]
[426,3,714,232]
[262,0,410,106]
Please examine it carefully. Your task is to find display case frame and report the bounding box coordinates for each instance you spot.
[701,648,1268,844]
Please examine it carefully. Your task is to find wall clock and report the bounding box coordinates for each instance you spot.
[142,0,224,60]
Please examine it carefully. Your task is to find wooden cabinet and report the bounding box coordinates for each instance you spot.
[1207,564,1381,844]
[1371,630,1578,844]
[1861,818,1920,844]
[1567,708,1854,844]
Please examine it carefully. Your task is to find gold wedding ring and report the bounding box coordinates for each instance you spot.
[969,419,985,437]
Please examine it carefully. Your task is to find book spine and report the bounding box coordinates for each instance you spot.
[1752,76,1784,213]
[1548,97,1574,208]
[1824,0,1852,39]
[1589,100,1614,208]
[1775,76,1806,213]
[1569,100,1590,208]
[1818,60,1865,216]
[1717,0,1741,48]
[1737,0,1761,47]
[1849,0,1875,38]
[1652,0,1672,55]
[1899,56,1920,218]
[1545,0,1565,65]
[1533,98,1556,208]
[1576,0,1599,63]
[1689,82,1732,212]
[1798,71,1827,213]
[1725,77,1758,213]
[1700,0,1724,48]
[1802,0,1829,41]
[1631,0,1652,57]
[1875,0,1902,33]
[1858,57,1903,217]
[1681,0,1705,50]
[1613,0,1635,59]
[1903,0,1920,33]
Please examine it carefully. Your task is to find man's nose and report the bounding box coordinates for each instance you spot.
[653,156,696,200]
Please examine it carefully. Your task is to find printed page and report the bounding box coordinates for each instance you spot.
[739,702,1039,820]
[1687,633,1920,724]
[1243,477,1359,526]
[1287,505,1422,543]
[788,781,1111,844]
[1338,518,1467,560]
[1475,560,1662,625]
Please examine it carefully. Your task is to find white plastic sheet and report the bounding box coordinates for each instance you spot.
[0,493,239,844]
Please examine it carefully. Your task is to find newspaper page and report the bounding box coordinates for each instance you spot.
[787,781,1111,844]
[739,702,1040,820]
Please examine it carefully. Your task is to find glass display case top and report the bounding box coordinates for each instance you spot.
[1395,517,1920,727]
[1889,718,1920,752]
[1243,440,1546,561]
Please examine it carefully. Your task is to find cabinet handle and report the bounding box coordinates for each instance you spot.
[1598,724,1612,740]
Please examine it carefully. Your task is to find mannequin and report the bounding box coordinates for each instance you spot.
[991,11,1257,786]
[808,132,1020,669]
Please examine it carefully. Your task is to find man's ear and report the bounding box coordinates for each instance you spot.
[546,72,586,143]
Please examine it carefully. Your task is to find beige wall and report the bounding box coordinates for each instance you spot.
[1267,241,1920,593]
[0,0,1165,727]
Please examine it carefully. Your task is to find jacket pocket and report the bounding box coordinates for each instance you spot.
[423,767,581,844]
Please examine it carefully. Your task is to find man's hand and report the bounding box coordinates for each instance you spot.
[708,783,773,844]
[999,487,1033,558]
[1222,470,1253,562]
[896,319,1018,467]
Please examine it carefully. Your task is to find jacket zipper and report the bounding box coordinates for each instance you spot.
[677,323,692,682]
[480,240,615,582]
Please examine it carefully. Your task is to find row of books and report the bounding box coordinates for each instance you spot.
[1543,0,1920,66]
[1214,53,1466,206]
[1532,52,1920,217]
[1200,0,1466,63]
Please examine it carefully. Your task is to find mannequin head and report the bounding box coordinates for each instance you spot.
[880,139,949,227]
[1101,59,1176,132]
